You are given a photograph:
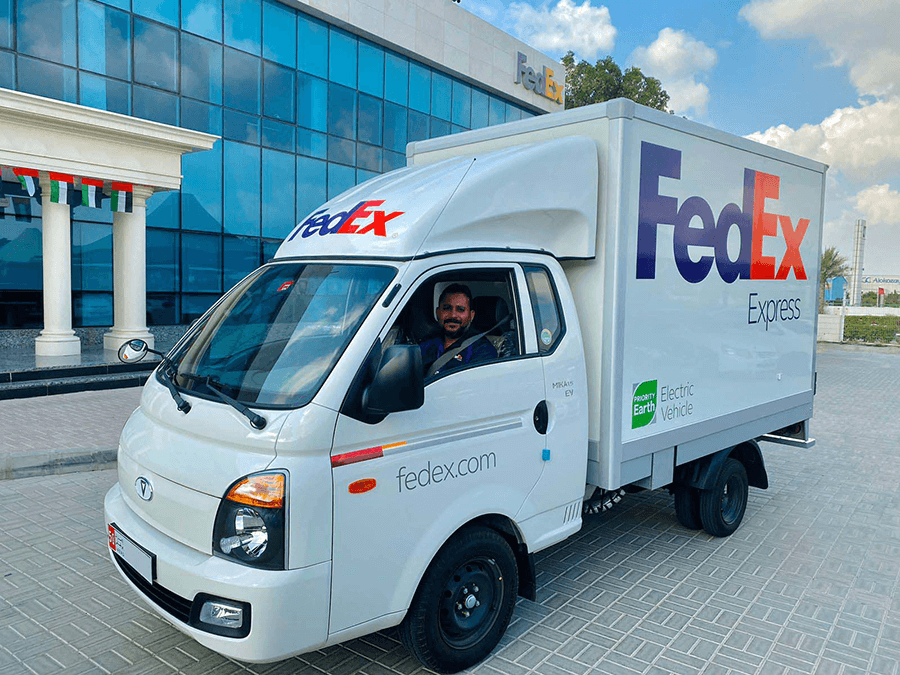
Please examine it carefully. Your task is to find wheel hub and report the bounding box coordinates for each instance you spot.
[439,559,502,649]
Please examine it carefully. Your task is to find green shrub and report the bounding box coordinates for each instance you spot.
[843,316,899,343]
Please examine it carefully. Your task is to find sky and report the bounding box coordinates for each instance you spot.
[466,0,900,276]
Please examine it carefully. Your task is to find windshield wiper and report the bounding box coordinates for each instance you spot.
[158,361,192,414]
[180,373,267,430]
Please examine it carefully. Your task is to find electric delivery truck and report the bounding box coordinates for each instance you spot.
[105,99,825,672]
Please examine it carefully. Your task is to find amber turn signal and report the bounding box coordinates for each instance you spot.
[349,478,376,494]
[225,473,284,508]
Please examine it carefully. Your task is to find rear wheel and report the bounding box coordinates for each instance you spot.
[673,486,702,530]
[399,527,518,673]
[699,458,748,537]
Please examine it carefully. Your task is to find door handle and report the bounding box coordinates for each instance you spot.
[533,400,548,435]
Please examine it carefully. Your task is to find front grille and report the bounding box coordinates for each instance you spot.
[113,553,193,624]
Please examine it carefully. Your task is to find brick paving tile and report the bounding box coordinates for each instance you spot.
[2,345,900,673]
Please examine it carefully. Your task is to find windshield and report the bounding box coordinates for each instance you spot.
[169,263,396,408]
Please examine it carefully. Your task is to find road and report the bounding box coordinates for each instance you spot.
[1,344,898,674]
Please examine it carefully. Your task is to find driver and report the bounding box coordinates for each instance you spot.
[419,283,497,376]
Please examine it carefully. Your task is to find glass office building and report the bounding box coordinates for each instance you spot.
[0,0,554,330]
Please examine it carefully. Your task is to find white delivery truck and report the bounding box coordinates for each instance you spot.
[105,99,825,672]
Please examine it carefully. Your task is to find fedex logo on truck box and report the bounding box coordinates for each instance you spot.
[287,200,404,241]
[637,141,810,284]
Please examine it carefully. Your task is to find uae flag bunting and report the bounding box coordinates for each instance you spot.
[48,173,74,204]
[110,181,133,213]
[81,177,104,208]
[13,168,38,197]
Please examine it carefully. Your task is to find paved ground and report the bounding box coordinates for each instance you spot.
[0,344,898,674]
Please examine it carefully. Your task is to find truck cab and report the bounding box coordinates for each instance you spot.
[105,137,597,671]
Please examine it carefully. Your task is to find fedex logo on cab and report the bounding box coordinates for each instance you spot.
[636,141,811,284]
[287,200,403,241]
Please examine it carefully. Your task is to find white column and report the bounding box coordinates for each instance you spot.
[35,175,81,358]
[104,185,156,352]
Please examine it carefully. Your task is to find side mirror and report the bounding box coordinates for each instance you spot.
[362,345,424,415]
[118,339,149,363]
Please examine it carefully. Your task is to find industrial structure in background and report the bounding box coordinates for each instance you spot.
[848,219,866,306]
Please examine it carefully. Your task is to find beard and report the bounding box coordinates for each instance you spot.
[442,320,467,338]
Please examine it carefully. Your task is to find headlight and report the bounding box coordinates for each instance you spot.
[213,472,286,570]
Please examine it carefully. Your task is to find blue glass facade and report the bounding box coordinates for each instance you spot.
[0,0,539,327]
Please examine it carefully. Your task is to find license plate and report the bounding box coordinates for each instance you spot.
[108,523,155,584]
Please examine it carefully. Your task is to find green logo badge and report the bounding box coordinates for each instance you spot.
[631,380,657,429]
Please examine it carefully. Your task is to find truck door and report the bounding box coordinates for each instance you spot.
[328,264,547,635]
[515,263,590,527]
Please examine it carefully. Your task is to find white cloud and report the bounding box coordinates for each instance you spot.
[740,0,900,97]
[630,28,717,116]
[505,0,616,61]
[855,184,900,226]
[746,98,900,182]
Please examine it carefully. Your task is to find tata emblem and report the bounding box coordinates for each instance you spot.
[135,477,153,501]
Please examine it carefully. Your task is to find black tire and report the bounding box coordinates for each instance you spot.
[673,486,703,530]
[699,458,749,537]
[399,527,518,673]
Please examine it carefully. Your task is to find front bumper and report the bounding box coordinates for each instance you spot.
[104,483,331,663]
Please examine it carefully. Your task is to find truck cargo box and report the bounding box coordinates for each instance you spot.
[409,99,826,491]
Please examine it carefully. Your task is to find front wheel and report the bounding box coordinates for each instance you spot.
[699,458,749,537]
[399,527,518,673]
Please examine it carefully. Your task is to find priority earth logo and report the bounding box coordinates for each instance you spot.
[632,380,657,429]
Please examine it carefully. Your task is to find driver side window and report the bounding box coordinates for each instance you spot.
[386,268,521,380]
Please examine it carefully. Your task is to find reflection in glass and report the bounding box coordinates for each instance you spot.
[327,136,355,166]
[297,12,327,77]
[489,96,505,126]
[472,90,489,128]
[147,229,179,292]
[224,109,260,144]
[224,47,261,113]
[264,60,295,121]
[297,156,326,221]
[262,119,294,152]
[328,163,355,199]
[432,72,451,121]
[182,232,223,293]
[262,148,295,239]
[329,28,356,88]
[182,98,223,134]
[452,80,471,127]
[224,141,261,236]
[133,86,178,125]
[79,0,130,80]
[224,236,260,288]
[297,73,326,132]
[133,0,177,26]
[80,73,130,115]
[383,102,407,153]
[262,0,295,66]
[408,109,428,143]
[356,144,381,173]
[297,128,327,159]
[384,53,407,105]
[72,222,112,291]
[358,94,382,146]
[74,292,113,327]
[147,192,180,230]
[224,0,261,56]
[17,0,76,65]
[0,50,12,89]
[182,33,223,104]
[0,0,12,49]
[134,18,178,91]
[182,141,222,232]
[327,83,356,140]
[183,0,223,41]
[17,56,76,103]
[358,41,383,97]
[408,62,430,113]
[170,263,396,407]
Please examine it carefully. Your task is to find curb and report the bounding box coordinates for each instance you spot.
[0,448,116,480]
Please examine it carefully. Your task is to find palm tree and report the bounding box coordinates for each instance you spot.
[820,246,849,312]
